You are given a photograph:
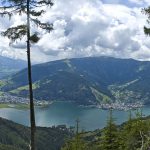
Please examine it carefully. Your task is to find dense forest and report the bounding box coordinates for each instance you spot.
[0,117,72,150]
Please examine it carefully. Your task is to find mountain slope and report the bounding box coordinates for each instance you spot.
[0,117,72,150]
[0,56,26,79]
[1,56,150,105]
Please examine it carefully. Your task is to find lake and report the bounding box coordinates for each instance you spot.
[0,102,150,131]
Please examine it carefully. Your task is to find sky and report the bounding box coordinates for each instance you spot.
[0,0,150,63]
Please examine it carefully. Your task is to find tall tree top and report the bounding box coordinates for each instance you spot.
[142,6,150,36]
[0,0,53,43]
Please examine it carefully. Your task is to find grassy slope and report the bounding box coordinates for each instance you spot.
[0,104,29,109]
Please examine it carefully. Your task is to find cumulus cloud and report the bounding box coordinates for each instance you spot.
[0,0,150,63]
[128,0,150,6]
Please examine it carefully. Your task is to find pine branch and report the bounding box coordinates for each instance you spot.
[30,10,45,16]
[37,0,54,6]
[30,33,40,43]
[0,11,13,19]
[0,6,26,16]
[144,26,150,36]
[0,4,26,17]
[29,0,53,9]
[2,0,25,5]
[1,25,27,42]
[31,18,53,32]
[0,3,23,9]
[142,7,150,17]
[0,1,53,17]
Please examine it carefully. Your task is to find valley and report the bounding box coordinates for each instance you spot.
[0,0,150,149]
[1,56,150,109]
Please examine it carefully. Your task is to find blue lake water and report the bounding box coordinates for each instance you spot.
[0,102,150,131]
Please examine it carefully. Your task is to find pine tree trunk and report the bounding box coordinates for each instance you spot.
[27,0,36,149]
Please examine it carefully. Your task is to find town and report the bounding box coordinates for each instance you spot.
[98,102,143,111]
[0,93,51,107]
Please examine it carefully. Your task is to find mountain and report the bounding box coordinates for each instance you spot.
[0,56,26,79]
[1,56,150,105]
[0,117,72,150]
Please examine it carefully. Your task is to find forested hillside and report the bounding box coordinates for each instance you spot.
[1,57,150,105]
[0,118,72,150]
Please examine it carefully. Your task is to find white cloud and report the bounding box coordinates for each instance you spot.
[129,0,144,5]
[0,0,150,63]
[128,0,150,6]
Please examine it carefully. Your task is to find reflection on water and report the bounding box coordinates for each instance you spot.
[0,102,150,131]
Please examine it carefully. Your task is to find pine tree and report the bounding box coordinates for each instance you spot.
[141,6,150,150]
[119,110,133,150]
[120,109,150,150]
[61,119,89,150]
[100,109,119,150]
[0,1,53,150]
[142,6,150,36]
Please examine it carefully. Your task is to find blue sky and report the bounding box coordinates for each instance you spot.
[0,0,149,63]
[102,0,148,7]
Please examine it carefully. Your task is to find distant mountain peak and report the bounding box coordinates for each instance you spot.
[0,56,26,79]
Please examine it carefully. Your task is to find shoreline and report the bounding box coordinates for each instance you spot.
[0,101,53,110]
[0,101,144,111]
[78,102,144,111]
[0,94,144,111]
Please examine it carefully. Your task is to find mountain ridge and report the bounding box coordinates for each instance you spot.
[1,56,150,105]
[0,55,27,79]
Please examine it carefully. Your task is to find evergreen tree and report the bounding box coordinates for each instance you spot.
[61,136,88,150]
[0,1,53,150]
[142,6,150,36]
[119,110,134,150]
[100,109,119,150]
[61,119,89,150]
[120,109,150,150]
[141,6,150,149]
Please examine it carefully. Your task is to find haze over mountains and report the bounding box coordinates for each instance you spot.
[0,56,26,79]
[1,56,150,105]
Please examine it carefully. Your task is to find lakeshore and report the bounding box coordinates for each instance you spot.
[0,93,144,110]
[97,102,143,111]
[0,101,149,131]
[0,93,52,109]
